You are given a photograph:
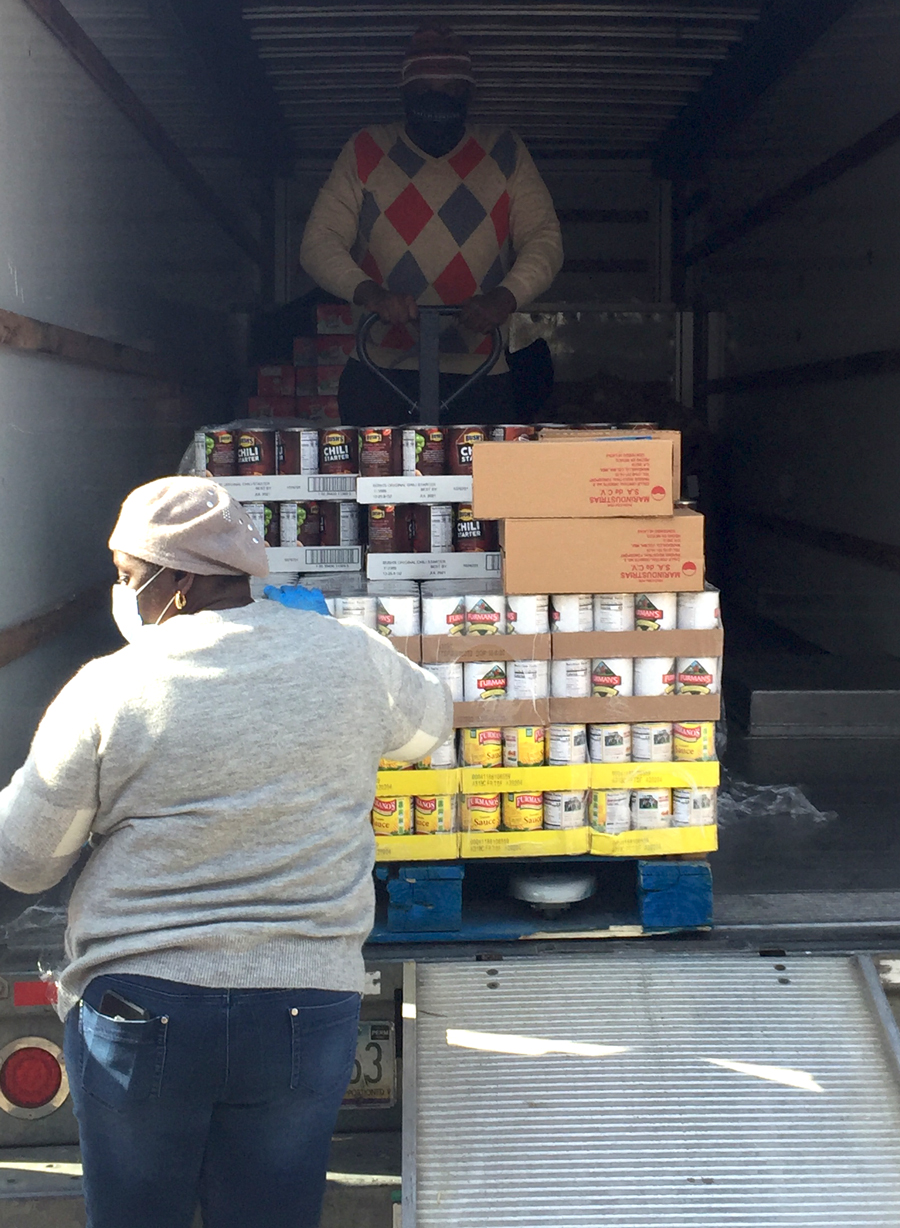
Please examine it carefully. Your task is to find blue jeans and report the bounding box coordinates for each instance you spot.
[64,974,361,1228]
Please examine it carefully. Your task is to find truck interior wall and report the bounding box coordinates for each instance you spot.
[690,0,900,658]
[0,0,261,786]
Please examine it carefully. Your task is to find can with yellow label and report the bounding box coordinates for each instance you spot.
[371,796,413,835]
[462,794,501,831]
[673,721,717,762]
[414,795,459,834]
[502,726,546,767]
[378,758,415,771]
[502,792,544,831]
[461,727,503,767]
[590,789,631,833]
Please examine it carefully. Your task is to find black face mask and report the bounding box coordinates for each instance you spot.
[404,90,468,157]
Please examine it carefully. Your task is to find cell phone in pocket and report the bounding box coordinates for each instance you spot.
[98,990,150,1022]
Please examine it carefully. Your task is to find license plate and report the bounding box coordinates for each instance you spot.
[343,1021,396,1108]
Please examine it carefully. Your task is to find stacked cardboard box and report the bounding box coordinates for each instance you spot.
[248,305,354,424]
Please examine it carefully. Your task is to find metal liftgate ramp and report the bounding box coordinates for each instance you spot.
[403,954,900,1227]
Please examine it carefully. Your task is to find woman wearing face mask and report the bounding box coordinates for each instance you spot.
[300,23,563,426]
[0,476,452,1228]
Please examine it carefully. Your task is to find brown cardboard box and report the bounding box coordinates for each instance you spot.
[257,364,296,398]
[472,439,674,520]
[453,699,550,728]
[538,428,682,496]
[421,634,551,663]
[501,509,705,594]
[549,694,720,723]
[551,629,723,659]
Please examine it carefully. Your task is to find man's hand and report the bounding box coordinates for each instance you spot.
[354,280,419,326]
[459,286,517,334]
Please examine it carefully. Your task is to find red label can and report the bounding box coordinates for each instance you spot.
[403,426,447,476]
[489,424,536,442]
[279,501,322,547]
[278,428,319,475]
[320,502,359,546]
[237,428,276,476]
[455,505,498,552]
[448,425,486,475]
[200,429,237,476]
[319,428,358,474]
[367,505,408,553]
[359,427,403,477]
[410,504,454,553]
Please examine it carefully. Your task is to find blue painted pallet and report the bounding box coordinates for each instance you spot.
[369,858,713,943]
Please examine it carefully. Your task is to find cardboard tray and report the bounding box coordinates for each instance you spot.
[551,629,723,658]
[590,825,718,857]
[550,695,721,723]
[421,634,551,663]
[453,700,550,728]
[375,834,460,861]
[388,636,421,662]
[459,828,591,858]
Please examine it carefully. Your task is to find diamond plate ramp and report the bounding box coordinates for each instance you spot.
[406,954,900,1226]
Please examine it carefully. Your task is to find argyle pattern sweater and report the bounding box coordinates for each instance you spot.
[300,124,563,374]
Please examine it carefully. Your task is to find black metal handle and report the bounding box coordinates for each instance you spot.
[356,305,503,420]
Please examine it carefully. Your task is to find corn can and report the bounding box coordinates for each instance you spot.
[414,795,459,834]
[503,725,546,767]
[462,794,501,832]
[544,790,588,829]
[371,796,413,835]
[548,723,588,765]
[632,722,674,763]
[673,787,717,828]
[630,789,672,830]
[590,789,631,833]
[673,721,717,762]
[588,723,632,764]
[461,727,503,767]
[502,792,544,831]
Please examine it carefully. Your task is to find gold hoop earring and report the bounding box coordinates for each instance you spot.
[174,591,187,611]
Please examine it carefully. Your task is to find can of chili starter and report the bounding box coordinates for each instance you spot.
[503,726,546,767]
[367,505,408,553]
[462,794,501,832]
[243,502,279,546]
[197,428,236,476]
[371,796,413,835]
[319,427,358,474]
[237,427,277,475]
[490,424,536,442]
[410,504,454,553]
[454,505,497,552]
[448,425,486,474]
[414,795,459,834]
[359,427,403,477]
[320,502,359,546]
[279,502,322,548]
[461,727,503,767]
[403,426,447,476]
[673,721,717,762]
[278,427,319,475]
[502,792,543,831]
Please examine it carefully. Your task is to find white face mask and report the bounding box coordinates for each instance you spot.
[111,567,176,643]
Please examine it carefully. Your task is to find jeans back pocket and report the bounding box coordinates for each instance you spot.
[79,1000,168,1112]
[289,994,360,1096]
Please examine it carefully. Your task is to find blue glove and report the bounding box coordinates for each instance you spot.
[263,584,331,616]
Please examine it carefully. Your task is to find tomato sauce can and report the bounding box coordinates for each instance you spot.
[414,795,459,834]
[403,426,447,476]
[319,427,358,474]
[320,501,359,546]
[503,725,546,767]
[278,427,319,475]
[462,794,501,832]
[502,792,543,830]
[410,504,454,553]
[359,426,403,477]
[461,727,503,767]
[673,721,717,762]
[196,428,237,476]
[237,427,277,475]
[371,796,413,836]
[448,425,486,475]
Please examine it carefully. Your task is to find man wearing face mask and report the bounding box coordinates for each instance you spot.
[0,476,452,1228]
[299,23,563,426]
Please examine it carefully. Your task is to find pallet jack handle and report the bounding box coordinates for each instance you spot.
[357,305,503,421]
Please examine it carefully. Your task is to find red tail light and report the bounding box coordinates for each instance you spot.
[0,1039,68,1119]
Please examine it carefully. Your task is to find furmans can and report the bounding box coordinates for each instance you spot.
[506,594,550,634]
[673,721,717,762]
[464,662,507,701]
[237,427,277,475]
[448,425,486,475]
[319,427,358,474]
[676,657,720,695]
[503,725,546,767]
[550,594,593,632]
[375,593,420,637]
[634,592,677,631]
[423,662,464,702]
[461,727,503,767]
[507,660,550,701]
[462,794,501,832]
[593,593,634,632]
[544,791,587,829]
[414,795,459,834]
[371,796,413,835]
[550,658,592,698]
[590,789,631,834]
[422,588,466,636]
[429,734,459,769]
[633,657,676,696]
[359,427,403,477]
[632,722,674,762]
[588,723,632,764]
[502,792,543,830]
[630,789,672,830]
[548,723,588,765]
[403,426,446,476]
[591,658,634,697]
[464,593,506,635]
[672,787,717,828]
[677,588,721,630]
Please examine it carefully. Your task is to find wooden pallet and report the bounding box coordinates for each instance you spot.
[369,856,713,943]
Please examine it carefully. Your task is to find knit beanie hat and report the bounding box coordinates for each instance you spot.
[109,476,269,579]
[401,24,474,87]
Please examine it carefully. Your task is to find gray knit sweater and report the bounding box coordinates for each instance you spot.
[0,601,452,1017]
